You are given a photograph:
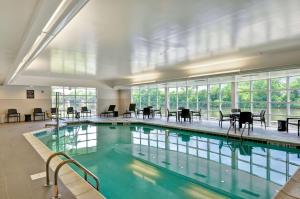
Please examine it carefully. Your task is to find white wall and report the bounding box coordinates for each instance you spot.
[0,85,51,121]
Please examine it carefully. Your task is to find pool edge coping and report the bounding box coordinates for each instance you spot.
[23,129,106,199]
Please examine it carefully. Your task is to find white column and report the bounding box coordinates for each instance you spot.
[267,76,271,126]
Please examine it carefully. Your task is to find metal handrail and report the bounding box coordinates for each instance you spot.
[45,152,72,186]
[53,159,100,198]
[45,152,100,198]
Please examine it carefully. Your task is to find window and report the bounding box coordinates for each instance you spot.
[271,77,287,123]
[51,86,97,116]
[130,68,300,127]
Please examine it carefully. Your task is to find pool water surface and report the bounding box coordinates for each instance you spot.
[36,123,300,199]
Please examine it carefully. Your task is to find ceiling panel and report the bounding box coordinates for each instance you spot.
[22,0,300,86]
[0,0,39,83]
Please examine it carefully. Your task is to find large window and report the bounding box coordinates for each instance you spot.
[130,68,300,127]
[51,86,97,116]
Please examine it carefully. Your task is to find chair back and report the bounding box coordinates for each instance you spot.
[178,107,185,110]
[51,108,57,114]
[143,107,151,115]
[260,110,266,119]
[129,104,136,111]
[81,106,88,112]
[34,108,42,113]
[219,110,224,119]
[239,112,252,124]
[108,105,116,111]
[67,107,74,113]
[181,109,190,117]
[231,108,241,113]
[8,109,17,114]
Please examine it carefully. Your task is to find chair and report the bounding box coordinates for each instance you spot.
[239,112,253,135]
[101,105,116,117]
[167,109,177,122]
[123,103,136,118]
[231,108,241,113]
[50,108,61,120]
[7,109,20,123]
[143,107,151,119]
[153,107,162,118]
[33,108,45,121]
[287,117,300,136]
[136,108,143,118]
[81,107,91,118]
[219,110,232,128]
[180,109,191,123]
[67,107,75,118]
[191,109,201,121]
[252,110,266,129]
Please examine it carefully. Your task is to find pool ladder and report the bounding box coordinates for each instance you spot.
[226,119,250,140]
[45,152,100,198]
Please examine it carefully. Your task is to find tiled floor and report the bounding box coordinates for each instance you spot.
[61,116,300,146]
[0,121,75,199]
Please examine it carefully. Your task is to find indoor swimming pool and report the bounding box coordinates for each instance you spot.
[35,123,300,199]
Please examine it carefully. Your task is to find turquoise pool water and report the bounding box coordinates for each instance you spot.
[36,123,300,199]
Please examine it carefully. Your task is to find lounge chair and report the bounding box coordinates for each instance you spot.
[33,108,45,121]
[7,109,20,123]
[101,105,116,117]
[123,103,136,118]
[67,107,75,118]
[81,106,91,118]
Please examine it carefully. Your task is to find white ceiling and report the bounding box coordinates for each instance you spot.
[10,0,300,86]
[0,0,39,83]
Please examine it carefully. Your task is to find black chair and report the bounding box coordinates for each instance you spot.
[219,110,232,128]
[50,108,61,120]
[67,107,75,118]
[33,108,45,121]
[239,112,253,135]
[101,105,116,117]
[136,108,143,118]
[123,103,136,118]
[81,106,91,118]
[287,117,300,136]
[167,109,177,122]
[180,109,191,123]
[153,107,162,118]
[7,109,20,123]
[143,107,151,119]
[252,110,266,129]
[191,109,201,121]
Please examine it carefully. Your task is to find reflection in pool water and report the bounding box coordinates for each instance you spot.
[36,124,300,199]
